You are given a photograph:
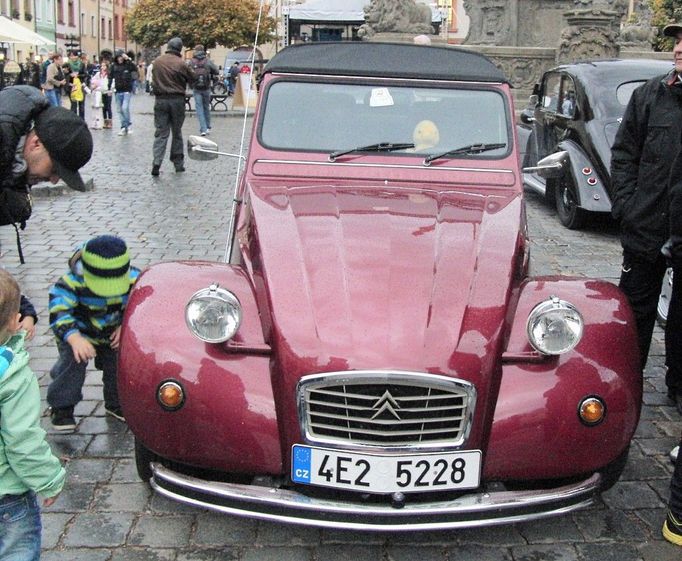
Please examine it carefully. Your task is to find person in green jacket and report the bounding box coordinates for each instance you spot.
[0,269,65,561]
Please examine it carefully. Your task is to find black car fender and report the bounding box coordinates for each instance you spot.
[557,139,611,213]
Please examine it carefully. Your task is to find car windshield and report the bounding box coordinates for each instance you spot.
[259,81,510,159]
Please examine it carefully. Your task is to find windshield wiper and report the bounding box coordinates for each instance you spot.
[329,142,415,162]
[423,143,507,165]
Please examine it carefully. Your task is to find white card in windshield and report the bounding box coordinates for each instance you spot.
[369,88,394,107]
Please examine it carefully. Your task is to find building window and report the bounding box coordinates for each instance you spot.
[91,15,95,37]
[114,15,119,40]
[67,0,74,26]
[57,0,63,24]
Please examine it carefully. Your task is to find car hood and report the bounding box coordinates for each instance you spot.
[244,181,522,374]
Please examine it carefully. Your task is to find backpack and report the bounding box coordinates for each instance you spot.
[192,60,210,90]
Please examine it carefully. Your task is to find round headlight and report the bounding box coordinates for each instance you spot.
[526,296,584,355]
[185,284,242,343]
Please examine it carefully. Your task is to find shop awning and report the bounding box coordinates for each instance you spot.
[0,16,55,45]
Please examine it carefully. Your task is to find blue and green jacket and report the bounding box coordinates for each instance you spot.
[49,256,140,345]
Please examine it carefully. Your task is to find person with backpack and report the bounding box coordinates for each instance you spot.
[189,45,219,136]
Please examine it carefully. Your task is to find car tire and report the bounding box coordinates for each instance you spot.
[657,268,673,327]
[555,174,586,229]
[599,445,629,492]
[135,438,159,482]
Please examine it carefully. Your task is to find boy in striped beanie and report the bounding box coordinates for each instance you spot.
[46,235,140,432]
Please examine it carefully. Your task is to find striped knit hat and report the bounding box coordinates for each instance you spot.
[81,235,131,297]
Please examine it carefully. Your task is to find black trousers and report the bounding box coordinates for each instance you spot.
[666,264,682,393]
[152,95,186,167]
[618,251,669,373]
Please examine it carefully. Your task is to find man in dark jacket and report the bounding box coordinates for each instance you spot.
[663,116,682,547]
[150,37,195,176]
[109,49,137,135]
[610,23,682,401]
[0,85,93,337]
[189,45,219,136]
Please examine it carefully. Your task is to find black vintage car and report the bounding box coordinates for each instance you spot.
[518,59,672,229]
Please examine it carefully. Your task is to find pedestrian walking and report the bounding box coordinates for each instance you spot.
[64,50,88,119]
[91,61,113,129]
[150,37,195,176]
[109,49,137,135]
[46,235,140,432]
[189,44,219,136]
[610,22,682,407]
[43,53,66,107]
[0,269,66,561]
[227,61,239,96]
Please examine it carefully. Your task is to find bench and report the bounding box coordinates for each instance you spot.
[185,94,231,112]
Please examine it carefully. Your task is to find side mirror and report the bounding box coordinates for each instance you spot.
[188,135,219,161]
[187,135,245,161]
[520,109,535,125]
[522,150,568,179]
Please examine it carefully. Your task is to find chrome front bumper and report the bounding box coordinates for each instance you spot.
[150,463,601,531]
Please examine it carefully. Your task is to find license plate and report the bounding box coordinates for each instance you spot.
[291,445,481,493]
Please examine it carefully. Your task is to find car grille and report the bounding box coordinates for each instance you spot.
[298,372,476,449]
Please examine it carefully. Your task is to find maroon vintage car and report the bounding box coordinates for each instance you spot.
[119,42,641,530]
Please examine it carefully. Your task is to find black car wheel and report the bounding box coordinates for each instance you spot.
[599,445,630,492]
[135,438,158,482]
[555,174,586,229]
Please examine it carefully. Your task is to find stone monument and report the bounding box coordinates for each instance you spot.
[358,0,435,42]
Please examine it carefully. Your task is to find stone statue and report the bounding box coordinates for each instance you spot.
[359,0,434,40]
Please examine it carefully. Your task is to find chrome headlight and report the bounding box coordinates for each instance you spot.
[185,284,242,343]
[526,296,583,355]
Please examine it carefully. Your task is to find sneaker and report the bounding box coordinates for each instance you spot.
[118,127,127,136]
[200,131,207,136]
[126,127,132,135]
[663,510,682,546]
[105,406,126,422]
[175,165,185,173]
[151,164,160,177]
[50,407,76,432]
[207,127,212,133]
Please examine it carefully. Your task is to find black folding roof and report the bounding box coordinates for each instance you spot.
[263,42,509,84]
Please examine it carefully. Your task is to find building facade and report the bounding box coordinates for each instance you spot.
[1,0,136,63]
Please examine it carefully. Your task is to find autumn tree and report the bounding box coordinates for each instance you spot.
[126,0,275,50]
[649,0,682,51]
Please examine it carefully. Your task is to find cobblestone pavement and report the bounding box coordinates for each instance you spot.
[0,94,680,561]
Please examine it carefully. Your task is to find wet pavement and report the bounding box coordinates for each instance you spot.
[0,93,680,560]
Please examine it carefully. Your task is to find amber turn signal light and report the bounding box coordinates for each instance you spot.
[578,397,605,426]
[157,380,185,411]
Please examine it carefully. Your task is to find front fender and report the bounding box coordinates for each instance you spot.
[558,140,611,213]
[119,261,282,475]
[485,277,641,480]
